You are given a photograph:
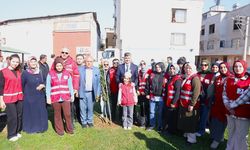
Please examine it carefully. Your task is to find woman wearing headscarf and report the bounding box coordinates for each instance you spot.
[0,54,23,141]
[196,60,214,136]
[177,62,201,144]
[223,60,250,150]
[46,57,74,136]
[21,56,48,134]
[209,62,232,149]
[145,62,167,131]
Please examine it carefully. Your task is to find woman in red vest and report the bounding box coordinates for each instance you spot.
[209,62,232,149]
[0,54,23,141]
[162,64,182,135]
[46,57,74,136]
[177,62,201,144]
[223,60,250,150]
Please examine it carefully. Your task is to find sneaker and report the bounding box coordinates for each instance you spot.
[127,127,132,130]
[9,136,19,142]
[210,140,219,149]
[205,128,210,134]
[146,127,154,131]
[88,123,94,128]
[17,133,22,138]
[123,127,128,130]
[82,124,87,128]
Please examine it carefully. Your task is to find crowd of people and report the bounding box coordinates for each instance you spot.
[0,49,249,150]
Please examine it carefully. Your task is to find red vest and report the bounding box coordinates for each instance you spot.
[210,75,228,122]
[180,75,200,108]
[138,69,151,94]
[225,76,250,118]
[109,67,118,94]
[2,68,23,103]
[120,83,135,106]
[49,70,71,103]
[165,75,181,107]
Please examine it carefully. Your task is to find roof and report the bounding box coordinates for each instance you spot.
[0,46,30,54]
[0,11,101,37]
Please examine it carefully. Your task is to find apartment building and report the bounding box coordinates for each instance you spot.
[199,4,250,67]
[114,0,204,64]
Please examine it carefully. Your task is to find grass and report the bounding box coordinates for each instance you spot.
[0,105,249,150]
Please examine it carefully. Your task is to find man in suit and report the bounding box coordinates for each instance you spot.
[116,52,138,124]
[78,56,101,128]
[116,52,138,87]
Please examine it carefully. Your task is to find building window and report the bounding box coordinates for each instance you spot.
[207,40,214,50]
[201,26,205,36]
[209,24,215,34]
[233,18,242,30]
[171,33,186,46]
[231,38,241,48]
[200,41,204,51]
[220,40,225,48]
[172,9,186,23]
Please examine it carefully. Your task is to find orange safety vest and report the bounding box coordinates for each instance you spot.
[50,70,71,103]
[2,68,23,103]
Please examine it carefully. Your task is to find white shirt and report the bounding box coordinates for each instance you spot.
[85,68,93,91]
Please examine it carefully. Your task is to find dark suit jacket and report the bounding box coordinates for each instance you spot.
[116,63,138,89]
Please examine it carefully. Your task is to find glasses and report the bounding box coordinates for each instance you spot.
[113,62,119,64]
[104,64,109,66]
[61,52,69,54]
[140,62,146,65]
[201,64,208,66]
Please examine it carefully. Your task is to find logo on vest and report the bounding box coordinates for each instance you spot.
[236,88,245,94]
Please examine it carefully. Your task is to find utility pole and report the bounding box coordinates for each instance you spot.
[243,16,249,61]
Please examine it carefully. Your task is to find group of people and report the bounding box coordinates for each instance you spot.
[0,50,249,150]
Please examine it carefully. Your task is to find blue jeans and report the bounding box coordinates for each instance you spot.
[198,104,210,135]
[79,92,94,125]
[149,97,163,129]
[122,105,134,128]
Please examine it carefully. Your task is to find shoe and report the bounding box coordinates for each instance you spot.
[127,127,132,130]
[146,127,154,131]
[205,128,210,134]
[17,133,22,138]
[9,136,19,142]
[139,125,146,128]
[123,127,128,130]
[82,124,87,128]
[88,123,94,127]
[210,140,219,149]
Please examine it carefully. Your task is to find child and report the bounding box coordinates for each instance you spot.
[117,72,138,130]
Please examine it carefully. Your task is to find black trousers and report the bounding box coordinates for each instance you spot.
[6,101,23,139]
[138,95,149,126]
[110,93,119,122]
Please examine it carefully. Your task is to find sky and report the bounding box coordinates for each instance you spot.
[0,0,249,37]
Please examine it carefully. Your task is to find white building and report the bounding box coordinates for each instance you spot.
[0,12,101,63]
[199,4,250,68]
[114,0,204,64]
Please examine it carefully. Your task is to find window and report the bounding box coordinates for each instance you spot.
[200,41,204,51]
[207,40,214,50]
[233,18,242,30]
[201,26,205,35]
[209,24,215,34]
[220,40,225,48]
[231,38,241,48]
[171,33,186,46]
[172,9,186,23]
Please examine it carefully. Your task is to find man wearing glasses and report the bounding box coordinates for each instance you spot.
[107,59,120,122]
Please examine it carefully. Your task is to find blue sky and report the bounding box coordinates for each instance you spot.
[0,0,249,36]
